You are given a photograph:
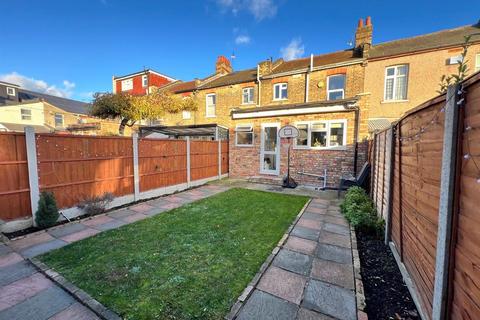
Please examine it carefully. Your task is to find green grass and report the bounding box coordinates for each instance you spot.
[39,188,308,320]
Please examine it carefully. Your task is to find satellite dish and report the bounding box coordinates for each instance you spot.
[279,125,299,138]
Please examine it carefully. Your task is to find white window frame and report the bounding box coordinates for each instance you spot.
[475,53,480,72]
[260,122,281,175]
[205,93,216,117]
[235,124,254,147]
[21,108,32,121]
[293,120,347,150]
[54,113,64,127]
[182,110,191,120]
[326,74,345,100]
[242,87,254,104]
[273,83,288,101]
[6,87,15,96]
[384,65,409,101]
[121,78,133,91]
[142,75,148,87]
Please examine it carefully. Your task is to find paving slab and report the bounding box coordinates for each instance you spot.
[49,302,100,320]
[273,249,312,276]
[315,243,352,265]
[60,228,100,243]
[302,279,356,320]
[302,212,324,221]
[120,213,148,223]
[8,233,55,252]
[257,266,306,304]
[0,261,37,287]
[20,240,68,258]
[0,252,24,268]
[296,219,322,230]
[311,258,354,290]
[108,209,135,219]
[0,285,75,320]
[81,215,114,227]
[129,203,155,213]
[297,308,335,320]
[290,226,320,241]
[93,219,127,231]
[236,290,298,320]
[0,245,12,256]
[322,222,350,236]
[318,231,351,248]
[305,207,327,214]
[284,236,317,255]
[47,223,87,239]
[0,273,53,312]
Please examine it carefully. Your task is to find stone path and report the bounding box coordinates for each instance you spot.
[0,184,228,320]
[235,198,357,320]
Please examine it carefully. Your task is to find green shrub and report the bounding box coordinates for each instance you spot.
[35,191,60,228]
[340,186,384,236]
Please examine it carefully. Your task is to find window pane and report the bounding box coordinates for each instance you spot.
[386,68,395,76]
[281,85,288,99]
[312,122,326,130]
[264,127,277,151]
[296,124,308,146]
[385,78,394,100]
[330,122,344,146]
[328,75,345,90]
[311,131,326,147]
[263,154,277,171]
[397,65,408,76]
[55,114,63,127]
[476,54,480,71]
[274,85,280,99]
[237,132,253,145]
[328,90,344,100]
[395,76,407,100]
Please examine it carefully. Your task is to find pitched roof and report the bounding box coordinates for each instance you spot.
[18,89,89,115]
[269,50,360,75]
[199,69,257,90]
[168,80,199,93]
[369,23,480,59]
[0,122,53,133]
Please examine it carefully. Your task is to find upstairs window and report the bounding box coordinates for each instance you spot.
[142,75,148,87]
[273,83,288,100]
[476,53,480,72]
[21,108,31,121]
[121,79,133,91]
[206,94,216,117]
[235,124,254,146]
[327,74,346,100]
[6,87,16,96]
[384,65,408,101]
[242,87,254,104]
[55,113,64,127]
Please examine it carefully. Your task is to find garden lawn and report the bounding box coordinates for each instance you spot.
[39,188,308,320]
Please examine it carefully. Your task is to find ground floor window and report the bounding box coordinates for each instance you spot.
[294,120,347,149]
[235,124,254,146]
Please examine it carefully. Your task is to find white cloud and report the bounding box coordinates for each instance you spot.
[235,35,251,45]
[217,0,277,20]
[0,72,76,98]
[280,38,305,61]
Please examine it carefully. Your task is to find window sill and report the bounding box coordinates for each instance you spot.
[273,98,288,102]
[241,102,255,105]
[260,170,279,176]
[381,99,409,104]
[235,144,254,148]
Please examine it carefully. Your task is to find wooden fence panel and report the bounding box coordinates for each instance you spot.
[36,134,134,209]
[138,139,187,192]
[0,132,31,221]
[221,141,229,175]
[450,79,480,319]
[190,141,218,181]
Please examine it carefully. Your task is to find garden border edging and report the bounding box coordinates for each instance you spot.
[350,225,368,320]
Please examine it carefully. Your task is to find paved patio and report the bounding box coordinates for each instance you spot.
[0,181,357,320]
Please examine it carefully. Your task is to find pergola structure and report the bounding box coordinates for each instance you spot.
[139,124,229,140]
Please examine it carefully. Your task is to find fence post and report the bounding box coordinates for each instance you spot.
[25,126,40,226]
[384,127,395,245]
[432,84,460,320]
[132,133,140,201]
[218,139,222,178]
[186,136,191,187]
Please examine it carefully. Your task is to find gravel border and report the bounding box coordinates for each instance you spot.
[224,198,312,320]
[350,226,368,320]
[29,257,121,320]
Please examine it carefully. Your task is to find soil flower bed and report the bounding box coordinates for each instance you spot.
[39,188,308,320]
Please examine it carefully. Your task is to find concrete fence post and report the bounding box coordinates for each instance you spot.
[432,84,460,320]
[384,127,396,245]
[186,136,191,187]
[218,139,222,178]
[132,133,140,201]
[25,126,40,226]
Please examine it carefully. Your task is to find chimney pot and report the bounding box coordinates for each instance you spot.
[366,16,372,26]
[358,18,364,28]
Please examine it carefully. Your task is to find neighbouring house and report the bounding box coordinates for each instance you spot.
[364,19,480,132]
[112,69,176,95]
[0,81,133,135]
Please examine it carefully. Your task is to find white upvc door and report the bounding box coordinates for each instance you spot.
[260,123,280,175]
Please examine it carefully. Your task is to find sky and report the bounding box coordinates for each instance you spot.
[0,0,479,101]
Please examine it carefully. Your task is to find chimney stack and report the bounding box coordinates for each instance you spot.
[355,16,373,57]
[215,56,233,74]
